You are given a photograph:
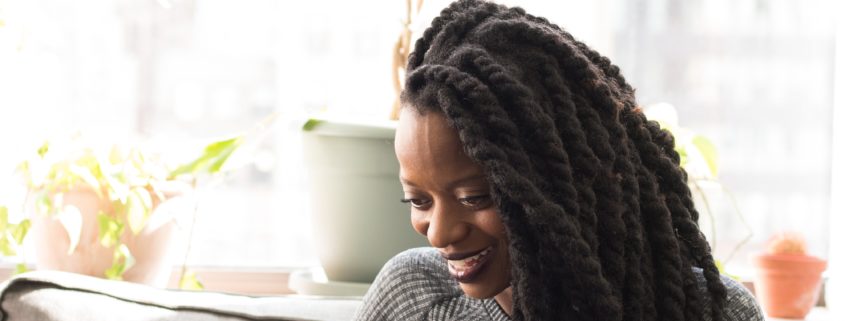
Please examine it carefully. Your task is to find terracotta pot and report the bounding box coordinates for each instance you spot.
[28,182,192,287]
[753,253,827,319]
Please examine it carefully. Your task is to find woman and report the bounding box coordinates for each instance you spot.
[354,0,764,320]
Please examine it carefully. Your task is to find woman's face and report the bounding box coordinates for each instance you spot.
[394,108,511,299]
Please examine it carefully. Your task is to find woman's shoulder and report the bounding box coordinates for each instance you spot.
[694,269,765,321]
[353,247,470,320]
[382,247,453,275]
[720,274,765,321]
[374,247,459,291]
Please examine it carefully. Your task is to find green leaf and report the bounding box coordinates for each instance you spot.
[58,205,83,255]
[11,219,30,245]
[15,160,30,180]
[0,238,15,256]
[204,139,241,174]
[105,244,135,280]
[126,187,152,234]
[105,174,130,204]
[302,119,324,131]
[49,165,78,193]
[168,136,243,179]
[0,207,12,255]
[69,155,103,198]
[107,144,126,165]
[179,270,204,290]
[691,135,719,178]
[104,262,123,280]
[167,113,278,179]
[35,193,53,216]
[69,165,101,191]
[121,149,150,186]
[37,141,50,158]
[715,259,740,281]
[0,206,8,231]
[14,263,29,275]
[118,244,136,270]
[98,212,124,248]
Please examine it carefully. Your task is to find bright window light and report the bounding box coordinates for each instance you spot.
[0,0,839,275]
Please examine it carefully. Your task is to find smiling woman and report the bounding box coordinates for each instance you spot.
[0,0,837,305]
[353,0,765,320]
[395,110,512,309]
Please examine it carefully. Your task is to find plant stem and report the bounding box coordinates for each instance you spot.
[690,178,717,252]
[19,189,32,271]
[719,183,753,264]
[179,179,200,288]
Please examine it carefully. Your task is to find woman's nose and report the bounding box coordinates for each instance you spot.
[425,202,470,248]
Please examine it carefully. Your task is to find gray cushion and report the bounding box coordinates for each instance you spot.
[0,271,361,321]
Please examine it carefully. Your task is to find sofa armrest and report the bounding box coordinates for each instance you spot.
[0,271,361,321]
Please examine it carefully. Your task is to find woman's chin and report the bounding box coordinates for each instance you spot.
[459,282,510,299]
[459,284,497,299]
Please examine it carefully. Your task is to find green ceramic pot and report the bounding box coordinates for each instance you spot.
[302,118,428,283]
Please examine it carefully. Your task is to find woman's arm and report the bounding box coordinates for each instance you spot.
[352,248,461,321]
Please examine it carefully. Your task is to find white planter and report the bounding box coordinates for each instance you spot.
[302,119,428,283]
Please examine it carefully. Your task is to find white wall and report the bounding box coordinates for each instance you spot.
[825,0,844,313]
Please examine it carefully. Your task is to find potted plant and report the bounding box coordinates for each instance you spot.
[0,132,246,288]
[300,118,428,285]
[753,232,827,319]
[645,103,753,276]
[295,0,429,287]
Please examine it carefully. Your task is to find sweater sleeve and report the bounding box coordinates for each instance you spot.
[352,248,463,321]
[720,275,765,321]
[694,270,765,321]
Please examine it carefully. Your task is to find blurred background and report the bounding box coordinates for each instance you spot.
[0,0,841,278]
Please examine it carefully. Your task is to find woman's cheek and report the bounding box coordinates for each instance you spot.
[410,211,428,236]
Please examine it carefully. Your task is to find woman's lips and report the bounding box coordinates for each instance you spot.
[444,246,493,283]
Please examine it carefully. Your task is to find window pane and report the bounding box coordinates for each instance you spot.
[1,0,837,275]
[0,0,405,268]
[502,0,836,274]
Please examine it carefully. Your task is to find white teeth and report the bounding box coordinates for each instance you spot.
[448,247,492,270]
[450,259,470,268]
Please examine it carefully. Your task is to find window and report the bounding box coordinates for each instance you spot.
[0,0,404,269]
[1,0,840,280]
[438,0,840,275]
[596,0,837,275]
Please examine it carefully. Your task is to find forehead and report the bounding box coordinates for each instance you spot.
[395,109,480,179]
[395,109,462,154]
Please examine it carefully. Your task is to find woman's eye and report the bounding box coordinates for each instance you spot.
[458,195,491,208]
[400,198,432,209]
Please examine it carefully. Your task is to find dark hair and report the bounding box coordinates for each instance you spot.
[400,1,726,321]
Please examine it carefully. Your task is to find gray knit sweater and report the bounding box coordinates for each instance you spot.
[353,247,764,321]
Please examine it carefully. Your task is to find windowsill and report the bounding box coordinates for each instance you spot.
[0,265,299,296]
[1,266,835,315]
[766,308,839,321]
[163,266,298,296]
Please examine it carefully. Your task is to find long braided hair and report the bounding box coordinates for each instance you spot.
[400,1,727,320]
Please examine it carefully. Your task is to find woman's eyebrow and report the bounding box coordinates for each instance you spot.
[399,174,487,189]
[399,177,418,187]
[446,174,487,190]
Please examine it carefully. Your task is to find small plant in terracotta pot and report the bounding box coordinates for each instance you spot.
[0,134,245,288]
[753,232,827,319]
